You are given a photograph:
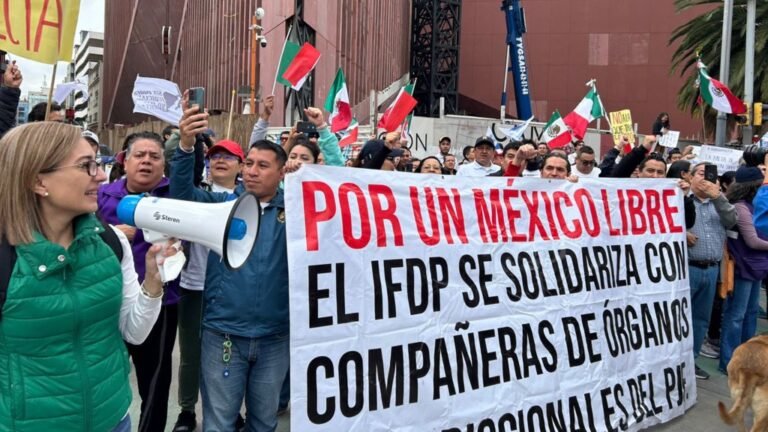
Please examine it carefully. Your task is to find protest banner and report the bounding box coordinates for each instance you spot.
[0,0,81,63]
[609,110,635,145]
[132,76,183,125]
[658,131,680,149]
[286,166,695,432]
[697,145,743,174]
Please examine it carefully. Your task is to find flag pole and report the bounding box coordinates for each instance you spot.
[501,46,511,121]
[592,80,613,131]
[45,63,58,120]
[227,89,236,139]
[272,24,294,96]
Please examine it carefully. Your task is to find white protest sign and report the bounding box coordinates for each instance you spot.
[658,131,680,148]
[53,79,89,104]
[131,75,183,125]
[286,166,696,432]
[697,145,743,174]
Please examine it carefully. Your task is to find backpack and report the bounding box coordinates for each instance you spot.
[0,221,123,320]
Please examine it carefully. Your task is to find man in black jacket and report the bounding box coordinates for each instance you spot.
[609,135,696,229]
[0,60,22,137]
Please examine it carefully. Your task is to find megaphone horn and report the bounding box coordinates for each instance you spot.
[117,192,260,270]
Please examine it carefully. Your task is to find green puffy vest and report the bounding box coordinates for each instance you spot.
[0,215,131,431]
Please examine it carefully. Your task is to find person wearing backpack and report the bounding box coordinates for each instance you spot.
[0,122,172,431]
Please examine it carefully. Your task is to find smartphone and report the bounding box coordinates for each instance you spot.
[704,164,718,183]
[297,121,317,135]
[188,87,206,112]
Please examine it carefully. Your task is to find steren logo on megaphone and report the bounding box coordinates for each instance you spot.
[152,211,181,224]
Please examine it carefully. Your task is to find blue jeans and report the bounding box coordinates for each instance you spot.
[201,329,289,432]
[689,264,719,357]
[278,368,290,411]
[111,415,130,432]
[719,278,762,370]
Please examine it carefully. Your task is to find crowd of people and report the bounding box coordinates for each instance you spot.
[1,59,768,432]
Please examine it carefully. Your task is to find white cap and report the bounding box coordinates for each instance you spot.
[82,130,99,145]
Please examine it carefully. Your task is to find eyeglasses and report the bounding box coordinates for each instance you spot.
[578,159,595,166]
[210,153,240,162]
[41,159,102,177]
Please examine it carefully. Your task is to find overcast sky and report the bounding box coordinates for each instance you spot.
[14,0,104,97]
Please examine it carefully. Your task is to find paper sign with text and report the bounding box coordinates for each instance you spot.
[697,145,743,174]
[0,0,81,63]
[286,166,695,432]
[658,131,680,149]
[609,110,635,145]
[132,76,183,125]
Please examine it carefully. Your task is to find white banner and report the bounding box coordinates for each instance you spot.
[131,75,183,125]
[286,166,696,432]
[697,145,743,174]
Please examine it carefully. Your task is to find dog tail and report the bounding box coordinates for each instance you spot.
[719,371,760,425]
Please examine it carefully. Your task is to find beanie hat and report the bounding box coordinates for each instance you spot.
[735,166,763,183]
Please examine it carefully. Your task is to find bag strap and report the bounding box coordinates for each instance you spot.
[0,239,18,321]
[98,221,124,263]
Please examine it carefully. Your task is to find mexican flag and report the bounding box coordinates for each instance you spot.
[698,61,746,114]
[542,111,572,149]
[563,88,604,139]
[338,118,359,147]
[400,81,416,137]
[324,69,352,132]
[378,85,418,132]
[279,42,321,91]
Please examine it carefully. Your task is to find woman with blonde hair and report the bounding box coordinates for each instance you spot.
[0,122,171,431]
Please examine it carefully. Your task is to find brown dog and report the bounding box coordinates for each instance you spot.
[718,335,768,431]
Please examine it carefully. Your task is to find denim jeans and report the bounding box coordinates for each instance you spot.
[719,278,762,371]
[201,329,289,432]
[111,415,130,432]
[278,368,290,411]
[689,264,719,357]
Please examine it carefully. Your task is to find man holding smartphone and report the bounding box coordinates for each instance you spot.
[686,162,736,380]
[172,90,289,432]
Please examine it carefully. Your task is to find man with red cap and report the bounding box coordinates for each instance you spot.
[172,139,244,432]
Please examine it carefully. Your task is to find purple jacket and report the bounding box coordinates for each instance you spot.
[728,201,768,281]
[97,178,180,305]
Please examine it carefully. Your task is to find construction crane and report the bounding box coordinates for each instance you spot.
[500,0,532,121]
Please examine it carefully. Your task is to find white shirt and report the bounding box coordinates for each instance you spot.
[572,166,602,178]
[179,183,235,291]
[435,153,450,164]
[113,227,162,345]
[456,161,501,177]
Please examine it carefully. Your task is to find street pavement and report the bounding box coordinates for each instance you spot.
[129,319,768,432]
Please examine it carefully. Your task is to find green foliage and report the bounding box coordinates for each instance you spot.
[670,0,768,118]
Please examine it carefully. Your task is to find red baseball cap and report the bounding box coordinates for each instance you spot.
[207,140,245,161]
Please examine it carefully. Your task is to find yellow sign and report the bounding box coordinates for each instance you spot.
[609,110,635,146]
[0,0,81,64]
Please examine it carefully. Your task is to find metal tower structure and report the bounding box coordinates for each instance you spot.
[410,0,462,117]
